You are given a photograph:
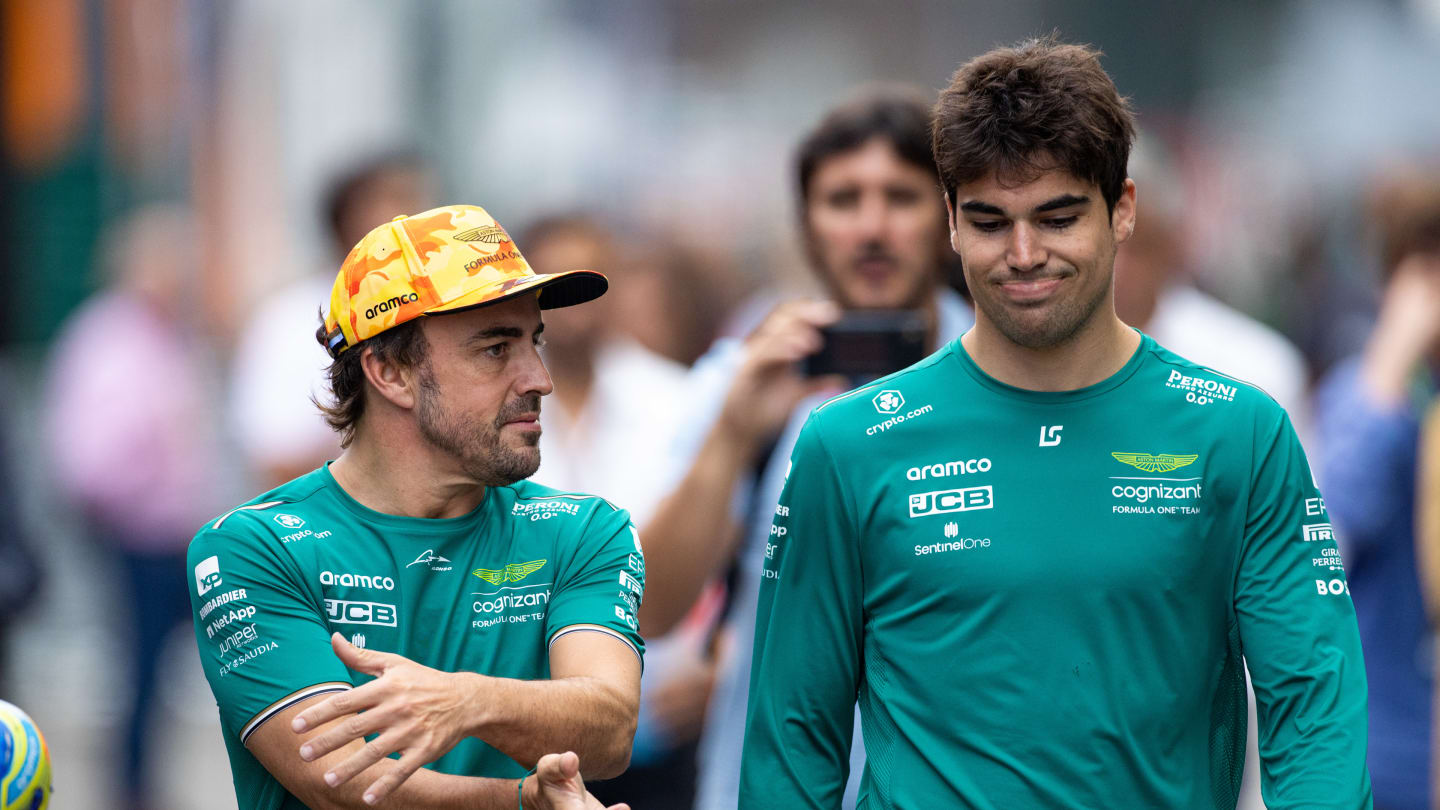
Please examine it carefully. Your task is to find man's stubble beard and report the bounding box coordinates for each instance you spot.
[977,267,1114,350]
[415,363,541,486]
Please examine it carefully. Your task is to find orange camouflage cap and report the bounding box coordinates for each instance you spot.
[320,204,607,357]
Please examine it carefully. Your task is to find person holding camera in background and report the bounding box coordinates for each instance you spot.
[636,87,973,810]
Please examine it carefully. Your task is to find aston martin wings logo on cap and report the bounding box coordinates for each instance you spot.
[452,224,511,244]
[472,559,548,585]
[1110,452,1199,473]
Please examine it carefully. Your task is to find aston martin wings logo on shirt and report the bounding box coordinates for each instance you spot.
[1110,452,1199,473]
[472,559,548,585]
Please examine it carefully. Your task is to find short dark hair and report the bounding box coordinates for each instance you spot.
[519,214,612,263]
[313,315,428,448]
[796,86,939,206]
[322,150,426,254]
[1371,170,1440,281]
[932,36,1136,214]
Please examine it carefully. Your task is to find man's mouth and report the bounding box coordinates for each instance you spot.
[997,275,1067,303]
[854,255,898,282]
[504,413,541,430]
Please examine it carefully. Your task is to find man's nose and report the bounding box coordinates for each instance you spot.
[855,194,891,242]
[1006,222,1048,273]
[519,345,554,397]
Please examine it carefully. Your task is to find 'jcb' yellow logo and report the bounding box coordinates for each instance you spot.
[472,559,547,585]
[1110,452,1199,473]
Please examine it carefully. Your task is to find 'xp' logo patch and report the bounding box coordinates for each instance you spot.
[873,390,904,414]
[273,513,306,529]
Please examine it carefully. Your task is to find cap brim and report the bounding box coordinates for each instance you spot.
[425,269,608,317]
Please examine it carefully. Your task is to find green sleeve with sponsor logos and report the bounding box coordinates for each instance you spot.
[188,523,353,743]
[1235,410,1372,808]
[543,505,646,662]
[740,413,861,809]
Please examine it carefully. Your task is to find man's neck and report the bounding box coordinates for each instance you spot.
[961,311,1140,392]
[918,292,943,352]
[328,432,487,520]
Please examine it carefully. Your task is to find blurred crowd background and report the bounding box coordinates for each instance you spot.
[2,1,1439,808]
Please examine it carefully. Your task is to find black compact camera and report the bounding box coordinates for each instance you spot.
[802,310,927,384]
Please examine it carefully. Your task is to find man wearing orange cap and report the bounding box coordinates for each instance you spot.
[188,205,642,810]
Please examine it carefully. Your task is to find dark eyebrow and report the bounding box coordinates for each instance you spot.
[959,200,1005,216]
[466,322,545,346]
[1035,194,1089,213]
[466,326,524,345]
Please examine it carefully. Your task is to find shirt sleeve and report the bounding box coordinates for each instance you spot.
[1315,359,1421,556]
[188,522,353,745]
[545,505,646,664]
[740,414,861,809]
[1234,409,1373,809]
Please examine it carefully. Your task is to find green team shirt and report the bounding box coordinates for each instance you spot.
[741,333,1370,810]
[187,465,645,810]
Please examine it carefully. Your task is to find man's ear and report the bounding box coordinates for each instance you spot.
[360,346,419,410]
[1113,178,1137,245]
[943,192,960,253]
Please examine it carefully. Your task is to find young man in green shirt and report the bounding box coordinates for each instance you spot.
[741,39,1371,809]
[189,205,640,809]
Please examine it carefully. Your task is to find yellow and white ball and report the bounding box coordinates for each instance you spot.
[0,700,51,810]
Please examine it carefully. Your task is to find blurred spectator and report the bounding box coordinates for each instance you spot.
[227,151,436,488]
[0,386,43,698]
[1315,169,1440,810]
[1115,134,1313,441]
[622,236,746,368]
[638,87,974,810]
[43,204,223,810]
[523,215,719,808]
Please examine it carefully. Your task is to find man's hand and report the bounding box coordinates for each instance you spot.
[524,752,630,810]
[716,298,845,452]
[291,633,478,804]
[1364,251,1440,405]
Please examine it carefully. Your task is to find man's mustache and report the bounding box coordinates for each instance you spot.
[494,394,542,428]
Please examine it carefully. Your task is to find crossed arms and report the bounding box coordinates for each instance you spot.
[246,629,638,810]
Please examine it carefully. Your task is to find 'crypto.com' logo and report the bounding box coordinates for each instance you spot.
[873,390,904,414]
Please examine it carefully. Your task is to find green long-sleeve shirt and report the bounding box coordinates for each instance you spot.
[741,334,1370,809]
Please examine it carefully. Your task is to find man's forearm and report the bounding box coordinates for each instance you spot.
[457,672,637,779]
[332,765,519,810]
[637,423,753,635]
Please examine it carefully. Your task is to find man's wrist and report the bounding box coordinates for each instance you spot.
[520,771,541,810]
[708,414,765,468]
[454,671,496,738]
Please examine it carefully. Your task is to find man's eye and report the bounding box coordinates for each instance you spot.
[825,190,859,209]
[1045,216,1078,229]
[970,220,1005,233]
[482,343,507,358]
